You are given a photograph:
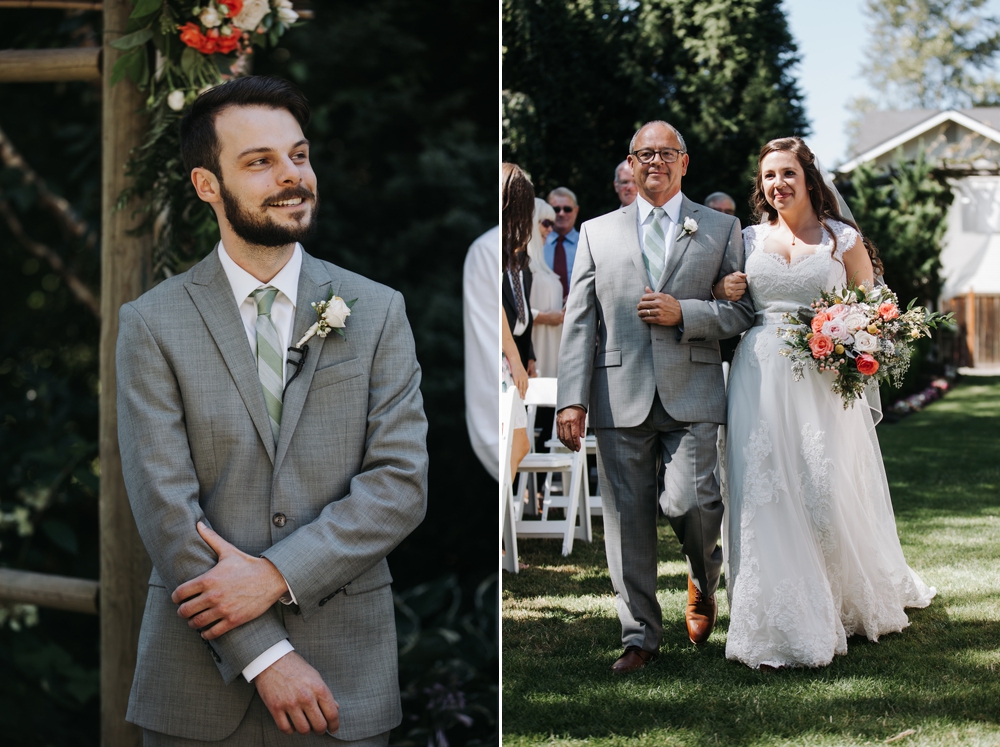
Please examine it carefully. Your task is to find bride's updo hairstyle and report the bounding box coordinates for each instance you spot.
[751,137,883,277]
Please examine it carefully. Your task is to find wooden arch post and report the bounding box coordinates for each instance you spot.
[100,1,153,745]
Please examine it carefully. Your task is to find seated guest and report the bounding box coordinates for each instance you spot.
[613,160,637,208]
[705,191,737,216]
[527,198,563,378]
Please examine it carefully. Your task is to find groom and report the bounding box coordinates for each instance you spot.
[116,76,427,745]
[556,120,753,673]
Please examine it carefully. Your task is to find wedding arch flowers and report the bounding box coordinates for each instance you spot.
[111,0,305,276]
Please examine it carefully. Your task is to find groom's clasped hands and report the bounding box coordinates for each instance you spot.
[170,522,341,737]
[637,286,682,326]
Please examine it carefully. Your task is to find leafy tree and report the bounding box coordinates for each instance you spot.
[503,0,809,222]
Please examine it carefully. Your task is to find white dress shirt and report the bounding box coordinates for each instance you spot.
[217,241,301,681]
[635,191,684,282]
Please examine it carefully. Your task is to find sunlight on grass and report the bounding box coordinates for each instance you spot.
[503,377,1000,746]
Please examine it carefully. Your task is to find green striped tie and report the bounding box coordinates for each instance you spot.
[643,206,668,286]
[251,287,283,444]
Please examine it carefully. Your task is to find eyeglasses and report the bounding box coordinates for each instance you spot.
[552,205,576,214]
[631,148,686,164]
[540,219,554,228]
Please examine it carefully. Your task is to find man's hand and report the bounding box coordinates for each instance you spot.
[171,522,288,640]
[255,652,340,735]
[638,286,682,326]
[556,405,587,451]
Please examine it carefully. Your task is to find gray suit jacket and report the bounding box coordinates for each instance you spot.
[117,248,428,741]
[557,196,754,427]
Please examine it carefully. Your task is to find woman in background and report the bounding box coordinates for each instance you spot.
[527,197,565,378]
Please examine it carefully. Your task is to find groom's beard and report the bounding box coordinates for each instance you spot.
[220,181,319,248]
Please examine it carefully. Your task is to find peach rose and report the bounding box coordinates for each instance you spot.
[856,353,879,376]
[808,333,834,358]
[218,0,244,18]
[811,312,830,334]
[878,301,899,320]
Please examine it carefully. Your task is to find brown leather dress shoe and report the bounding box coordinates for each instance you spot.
[611,645,657,674]
[685,577,717,645]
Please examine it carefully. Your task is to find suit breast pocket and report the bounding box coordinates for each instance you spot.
[309,358,364,391]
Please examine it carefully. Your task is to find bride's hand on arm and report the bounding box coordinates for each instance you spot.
[533,309,565,325]
[713,271,747,301]
[502,313,529,399]
[842,236,874,288]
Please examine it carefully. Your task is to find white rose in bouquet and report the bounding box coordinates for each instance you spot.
[853,330,879,353]
[199,6,223,27]
[843,309,869,332]
[232,0,271,30]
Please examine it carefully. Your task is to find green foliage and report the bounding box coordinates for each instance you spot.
[502,0,809,222]
[843,152,952,308]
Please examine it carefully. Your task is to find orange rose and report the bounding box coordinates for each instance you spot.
[878,301,899,320]
[178,22,206,49]
[199,37,219,54]
[856,353,879,376]
[216,32,241,54]
[810,312,830,334]
[808,333,834,358]
[218,0,243,17]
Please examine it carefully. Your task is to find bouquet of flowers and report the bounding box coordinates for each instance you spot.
[778,281,954,408]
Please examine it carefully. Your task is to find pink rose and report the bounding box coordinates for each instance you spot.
[809,333,834,358]
[828,303,847,318]
[878,302,899,320]
[811,312,830,334]
[856,354,879,376]
[821,317,851,342]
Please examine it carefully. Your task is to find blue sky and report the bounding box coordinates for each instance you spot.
[783,0,1000,168]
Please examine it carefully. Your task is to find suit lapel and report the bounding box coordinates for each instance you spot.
[658,196,700,291]
[185,248,276,463]
[273,251,337,474]
[618,203,649,287]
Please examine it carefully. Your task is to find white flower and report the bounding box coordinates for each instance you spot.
[274,0,299,25]
[167,90,186,111]
[199,6,223,27]
[683,216,698,235]
[232,0,271,30]
[842,309,869,332]
[853,330,879,353]
[323,296,352,328]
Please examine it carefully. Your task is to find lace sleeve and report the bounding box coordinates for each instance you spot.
[828,220,860,261]
[742,224,761,258]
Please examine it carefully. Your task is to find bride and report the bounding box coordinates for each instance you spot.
[713,137,935,669]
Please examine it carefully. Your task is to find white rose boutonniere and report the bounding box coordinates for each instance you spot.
[296,289,358,347]
[677,216,698,239]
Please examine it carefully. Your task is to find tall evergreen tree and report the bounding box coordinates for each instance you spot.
[503,0,809,222]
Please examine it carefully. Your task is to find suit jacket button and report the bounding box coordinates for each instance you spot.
[272,513,286,528]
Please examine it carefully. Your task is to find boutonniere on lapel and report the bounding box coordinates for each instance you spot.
[296,289,358,347]
[677,217,698,240]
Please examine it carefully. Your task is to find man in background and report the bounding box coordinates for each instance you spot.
[544,187,580,301]
[705,191,736,216]
[614,160,637,208]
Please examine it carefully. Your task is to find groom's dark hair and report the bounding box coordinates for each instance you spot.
[179,75,311,180]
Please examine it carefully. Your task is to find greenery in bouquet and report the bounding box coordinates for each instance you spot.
[778,280,954,408]
[110,0,303,276]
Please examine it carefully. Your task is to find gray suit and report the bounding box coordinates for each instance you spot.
[557,196,753,652]
[117,248,428,742]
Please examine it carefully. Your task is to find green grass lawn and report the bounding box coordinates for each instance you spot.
[502,377,1000,746]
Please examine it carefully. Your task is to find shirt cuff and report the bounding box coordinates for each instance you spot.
[242,639,294,682]
[279,574,298,606]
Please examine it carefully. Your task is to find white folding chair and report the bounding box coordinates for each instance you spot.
[513,378,592,555]
[500,386,521,573]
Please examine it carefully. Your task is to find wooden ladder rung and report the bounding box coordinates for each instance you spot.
[0,47,100,83]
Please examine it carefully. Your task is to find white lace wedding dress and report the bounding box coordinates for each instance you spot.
[722,219,935,669]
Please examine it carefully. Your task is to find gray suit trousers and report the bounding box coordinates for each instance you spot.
[142,695,389,747]
[595,396,724,652]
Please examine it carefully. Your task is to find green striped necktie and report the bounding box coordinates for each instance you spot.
[251,287,283,444]
[643,206,667,286]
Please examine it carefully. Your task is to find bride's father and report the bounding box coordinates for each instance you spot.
[556,121,753,673]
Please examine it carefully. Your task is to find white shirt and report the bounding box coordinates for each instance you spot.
[462,226,500,480]
[217,240,301,681]
[635,191,684,280]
